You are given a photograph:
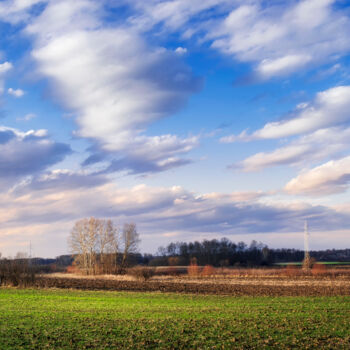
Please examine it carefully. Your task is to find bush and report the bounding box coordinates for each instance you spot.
[0,259,36,287]
[187,263,200,277]
[311,263,327,276]
[202,265,216,277]
[128,267,155,281]
[284,265,300,277]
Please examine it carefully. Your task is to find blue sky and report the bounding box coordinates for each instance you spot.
[1,0,350,257]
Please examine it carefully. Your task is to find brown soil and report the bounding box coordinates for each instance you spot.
[35,274,350,296]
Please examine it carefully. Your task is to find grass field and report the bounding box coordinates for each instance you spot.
[1,289,350,349]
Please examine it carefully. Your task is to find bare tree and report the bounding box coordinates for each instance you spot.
[120,223,140,271]
[68,218,99,275]
[68,217,120,275]
[97,219,118,274]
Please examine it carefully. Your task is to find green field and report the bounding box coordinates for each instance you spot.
[1,289,349,349]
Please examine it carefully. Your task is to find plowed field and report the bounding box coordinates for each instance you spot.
[34,274,350,296]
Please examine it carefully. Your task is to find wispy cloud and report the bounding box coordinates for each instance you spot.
[285,155,350,196]
[0,61,12,94]
[85,134,199,175]
[232,127,350,172]
[222,86,350,142]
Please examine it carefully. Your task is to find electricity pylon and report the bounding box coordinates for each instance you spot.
[303,220,311,270]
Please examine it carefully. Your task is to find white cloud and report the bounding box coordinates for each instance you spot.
[257,54,312,79]
[0,61,12,94]
[0,0,45,24]
[126,1,350,79]
[222,86,350,143]
[0,126,71,188]
[27,0,201,173]
[8,88,25,98]
[234,127,350,172]
[127,0,233,32]
[0,61,12,74]
[208,0,350,79]
[285,156,350,196]
[91,134,199,175]
[253,86,350,139]
[17,113,36,121]
[175,47,187,55]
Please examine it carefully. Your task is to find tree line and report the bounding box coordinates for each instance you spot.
[152,239,311,267]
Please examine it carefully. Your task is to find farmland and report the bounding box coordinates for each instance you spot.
[32,272,350,296]
[1,288,350,349]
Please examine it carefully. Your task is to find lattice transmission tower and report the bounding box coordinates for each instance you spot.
[303,220,311,270]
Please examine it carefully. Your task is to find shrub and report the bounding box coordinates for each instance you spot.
[0,258,36,287]
[168,257,180,266]
[202,265,216,277]
[284,265,300,277]
[66,265,81,274]
[187,263,200,277]
[128,267,155,281]
[311,263,327,276]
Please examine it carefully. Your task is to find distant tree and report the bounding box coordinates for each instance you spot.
[120,223,140,271]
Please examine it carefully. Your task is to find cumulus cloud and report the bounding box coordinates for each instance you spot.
[233,127,350,172]
[8,88,25,97]
[0,126,71,187]
[208,0,350,79]
[175,47,187,55]
[127,1,350,79]
[26,0,202,174]
[285,156,350,196]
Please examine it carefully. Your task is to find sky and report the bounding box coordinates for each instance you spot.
[1,0,350,258]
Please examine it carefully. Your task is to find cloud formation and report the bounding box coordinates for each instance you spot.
[233,127,350,172]
[128,1,350,79]
[0,61,12,94]
[0,126,71,187]
[285,156,350,196]
[252,86,350,139]
[26,0,202,174]
[1,179,350,256]
[85,134,199,175]
[0,0,44,23]
[8,88,25,98]
[222,86,350,143]
[208,0,350,79]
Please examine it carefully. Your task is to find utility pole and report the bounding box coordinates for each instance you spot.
[303,220,311,270]
[29,241,32,266]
